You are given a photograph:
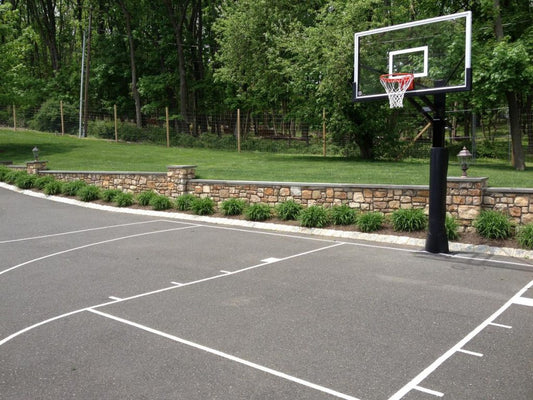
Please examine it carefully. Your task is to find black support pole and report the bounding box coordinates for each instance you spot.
[425,92,449,253]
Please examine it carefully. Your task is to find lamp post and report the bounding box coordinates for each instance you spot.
[457,146,472,177]
[32,146,39,161]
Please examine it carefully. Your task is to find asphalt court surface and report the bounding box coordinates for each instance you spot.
[1,186,532,399]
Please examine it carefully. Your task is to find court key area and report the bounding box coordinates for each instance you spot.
[1,185,532,399]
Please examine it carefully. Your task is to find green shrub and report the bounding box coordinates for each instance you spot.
[102,189,123,202]
[77,185,101,202]
[245,203,272,221]
[191,197,215,215]
[391,208,427,232]
[3,170,21,184]
[276,200,303,221]
[114,192,135,207]
[330,204,357,226]
[357,212,385,232]
[299,205,330,228]
[175,193,197,211]
[473,210,513,239]
[14,172,36,189]
[28,99,78,134]
[220,198,246,216]
[445,214,460,241]
[62,180,87,196]
[517,223,533,249]
[43,180,63,195]
[137,190,157,206]
[0,166,11,181]
[34,175,56,189]
[150,194,172,210]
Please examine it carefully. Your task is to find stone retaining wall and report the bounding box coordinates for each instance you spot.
[18,162,533,229]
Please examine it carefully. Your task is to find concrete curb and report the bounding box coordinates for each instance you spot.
[2,182,532,260]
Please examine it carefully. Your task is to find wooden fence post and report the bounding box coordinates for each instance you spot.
[237,108,241,153]
[114,104,118,142]
[60,100,65,135]
[322,108,326,157]
[12,105,16,131]
[165,106,170,148]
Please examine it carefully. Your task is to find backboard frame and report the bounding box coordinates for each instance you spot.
[353,11,472,102]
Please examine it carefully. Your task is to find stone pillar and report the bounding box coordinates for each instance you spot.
[167,165,196,197]
[447,177,488,231]
[26,161,48,175]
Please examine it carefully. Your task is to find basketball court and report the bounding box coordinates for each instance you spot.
[1,185,532,399]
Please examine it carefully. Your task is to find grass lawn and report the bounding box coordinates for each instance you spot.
[1,129,532,187]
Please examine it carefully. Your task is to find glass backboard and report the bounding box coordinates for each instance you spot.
[353,11,471,102]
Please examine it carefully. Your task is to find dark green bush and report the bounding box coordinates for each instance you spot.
[0,166,11,181]
[220,198,246,216]
[191,197,215,215]
[276,200,303,220]
[43,180,63,195]
[357,212,385,232]
[245,203,272,221]
[34,175,56,189]
[175,193,197,211]
[473,210,513,239]
[517,223,533,249]
[14,172,36,189]
[391,208,427,232]
[150,194,173,210]
[114,192,135,207]
[330,204,357,225]
[102,189,123,202]
[445,214,460,241]
[3,170,22,184]
[29,99,78,134]
[77,185,101,202]
[62,180,87,196]
[299,205,330,228]
[137,190,157,206]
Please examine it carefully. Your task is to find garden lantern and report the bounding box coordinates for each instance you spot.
[457,146,472,177]
[32,146,39,161]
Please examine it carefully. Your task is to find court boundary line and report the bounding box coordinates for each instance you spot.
[0,225,200,277]
[0,219,187,244]
[387,279,533,400]
[88,308,361,400]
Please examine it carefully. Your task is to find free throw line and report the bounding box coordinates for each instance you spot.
[88,308,361,400]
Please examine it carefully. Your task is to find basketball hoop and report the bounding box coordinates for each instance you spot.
[380,73,414,108]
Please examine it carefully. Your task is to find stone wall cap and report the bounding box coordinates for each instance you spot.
[167,165,197,169]
[43,170,167,176]
[191,178,428,190]
[485,187,533,194]
[447,176,488,182]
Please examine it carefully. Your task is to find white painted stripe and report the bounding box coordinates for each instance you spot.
[414,386,444,397]
[0,225,198,277]
[220,270,232,274]
[513,297,533,307]
[88,309,361,400]
[0,220,178,244]
[108,296,122,301]
[1,242,343,346]
[261,257,281,263]
[458,349,483,357]
[388,280,533,400]
[171,282,183,286]
[489,322,512,329]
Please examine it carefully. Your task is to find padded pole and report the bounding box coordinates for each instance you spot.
[425,92,449,253]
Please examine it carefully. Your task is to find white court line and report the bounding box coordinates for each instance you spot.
[489,322,512,329]
[388,279,533,400]
[88,308,361,400]
[171,282,183,286]
[109,296,122,301]
[0,225,199,277]
[1,242,344,346]
[457,349,483,357]
[0,219,181,244]
[513,297,533,307]
[262,257,281,263]
[414,386,444,397]
[220,270,232,274]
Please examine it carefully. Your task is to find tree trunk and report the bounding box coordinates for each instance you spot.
[506,92,525,170]
[118,0,142,128]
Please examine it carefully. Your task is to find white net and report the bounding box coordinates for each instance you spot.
[379,73,414,108]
